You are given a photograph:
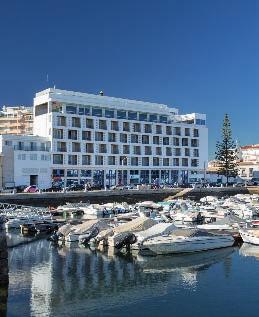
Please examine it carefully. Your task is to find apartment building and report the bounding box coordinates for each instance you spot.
[0,106,33,135]
[0,135,51,189]
[33,88,208,187]
[239,144,259,180]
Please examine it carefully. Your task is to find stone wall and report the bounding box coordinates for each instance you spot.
[0,231,8,317]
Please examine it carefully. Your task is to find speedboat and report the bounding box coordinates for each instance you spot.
[141,229,234,255]
[239,228,259,245]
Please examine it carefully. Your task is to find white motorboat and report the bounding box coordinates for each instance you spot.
[239,228,259,245]
[141,229,234,255]
[197,215,244,231]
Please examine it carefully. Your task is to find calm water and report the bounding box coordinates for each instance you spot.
[5,234,259,317]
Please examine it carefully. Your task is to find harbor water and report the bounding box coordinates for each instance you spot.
[5,233,259,317]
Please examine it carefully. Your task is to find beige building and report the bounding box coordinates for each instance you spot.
[238,144,259,180]
[0,106,33,135]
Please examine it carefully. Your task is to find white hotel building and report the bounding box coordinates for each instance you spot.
[33,88,208,187]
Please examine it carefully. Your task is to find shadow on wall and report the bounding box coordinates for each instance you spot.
[0,231,8,317]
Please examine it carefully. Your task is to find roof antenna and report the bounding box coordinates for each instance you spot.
[99,90,104,96]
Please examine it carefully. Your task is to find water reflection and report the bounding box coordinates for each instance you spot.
[239,243,259,260]
[7,240,236,317]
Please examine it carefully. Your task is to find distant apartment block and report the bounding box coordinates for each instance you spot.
[0,106,33,135]
[33,88,208,187]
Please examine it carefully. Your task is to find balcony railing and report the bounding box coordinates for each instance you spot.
[14,145,50,152]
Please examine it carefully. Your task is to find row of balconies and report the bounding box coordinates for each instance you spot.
[53,115,200,137]
[52,153,199,168]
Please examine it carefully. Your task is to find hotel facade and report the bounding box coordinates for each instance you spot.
[33,88,208,187]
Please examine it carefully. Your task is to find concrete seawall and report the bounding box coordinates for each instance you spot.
[0,231,8,317]
[0,187,258,207]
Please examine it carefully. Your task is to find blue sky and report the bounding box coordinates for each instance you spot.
[0,0,258,157]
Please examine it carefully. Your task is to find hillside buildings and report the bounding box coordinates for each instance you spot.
[33,88,208,187]
[0,106,33,135]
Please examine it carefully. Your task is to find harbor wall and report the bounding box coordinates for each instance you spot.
[0,231,8,317]
[0,187,256,207]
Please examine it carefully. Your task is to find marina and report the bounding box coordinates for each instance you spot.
[1,193,259,316]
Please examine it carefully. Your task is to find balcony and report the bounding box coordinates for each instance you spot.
[14,145,50,152]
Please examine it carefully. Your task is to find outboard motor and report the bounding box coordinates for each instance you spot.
[48,231,62,242]
[80,227,100,245]
[115,232,137,250]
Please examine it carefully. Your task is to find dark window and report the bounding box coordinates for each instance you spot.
[117,110,127,119]
[92,108,102,117]
[128,111,137,120]
[105,109,114,118]
[139,113,148,122]
[149,114,158,122]
[66,105,77,114]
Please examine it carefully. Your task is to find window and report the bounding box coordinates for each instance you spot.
[86,118,94,129]
[128,111,137,120]
[123,122,130,131]
[68,155,78,165]
[108,156,116,165]
[174,127,181,136]
[149,114,158,122]
[5,140,12,146]
[166,147,172,156]
[191,159,198,167]
[95,155,103,165]
[131,134,139,143]
[82,131,91,141]
[133,146,141,155]
[117,110,127,119]
[142,135,149,144]
[53,169,65,177]
[193,129,199,137]
[72,117,81,128]
[182,138,189,146]
[173,137,180,146]
[57,116,66,126]
[133,123,141,132]
[119,156,128,166]
[131,157,139,166]
[193,149,199,157]
[120,133,127,143]
[99,120,107,130]
[173,158,179,166]
[153,157,159,166]
[182,158,188,167]
[57,141,67,152]
[92,108,102,117]
[72,142,81,152]
[145,146,152,155]
[78,107,84,115]
[123,145,130,154]
[156,147,162,155]
[159,115,168,123]
[108,133,116,142]
[163,158,169,166]
[166,126,172,135]
[142,157,150,166]
[163,137,169,145]
[95,132,104,141]
[81,169,91,177]
[67,169,78,177]
[111,144,119,154]
[153,136,160,145]
[185,148,190,156]
[175,148,181,156]
[191,139,199,147]
[105,109,114,118]
[66,105,77,114]
[144,124,152,133]
[68,130,78,140]
[53,129,63,139]
[53,154,63,164]
[85,143,94,153]
[30,154,37,160]
[99,144,107,153]
[196,119,206,125]
[139,113,148,122]
[111,121,119,131]
[156,125,162,134]
[82,155,91,165]
[185,128,190,136]
[84,106,90,115]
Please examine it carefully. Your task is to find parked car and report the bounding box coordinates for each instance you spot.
[24,185,39,193]
[66,184,85,191]
[16,185,27,193]
[87,184,103,191]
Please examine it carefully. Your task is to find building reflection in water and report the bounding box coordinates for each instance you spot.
[8,239,235,317]
[239,243,259,260]
[0,231,8,317]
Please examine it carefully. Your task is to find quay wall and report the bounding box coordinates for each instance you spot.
[0,231,8,317]
[0,187,257,207]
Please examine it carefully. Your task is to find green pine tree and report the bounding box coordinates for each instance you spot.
[215,114,238,185]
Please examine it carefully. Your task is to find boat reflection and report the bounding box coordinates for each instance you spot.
[8,240,236,317]
[239,243,259,260]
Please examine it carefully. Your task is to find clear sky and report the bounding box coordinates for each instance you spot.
[0,0,258,157]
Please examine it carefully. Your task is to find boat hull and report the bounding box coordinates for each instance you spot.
[239,229,259,245]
